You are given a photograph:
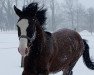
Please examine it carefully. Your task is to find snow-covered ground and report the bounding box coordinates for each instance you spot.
[0,30,94,75]
[0,31,22,75]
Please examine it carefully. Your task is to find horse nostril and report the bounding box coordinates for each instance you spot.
[18,48,20,53]
[25,48,28,54]
[18,47,29,56]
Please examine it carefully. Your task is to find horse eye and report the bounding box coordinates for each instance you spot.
[17,26,21,37]
[32,19,35,21]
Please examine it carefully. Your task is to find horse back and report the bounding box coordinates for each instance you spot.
[49,29,84,72]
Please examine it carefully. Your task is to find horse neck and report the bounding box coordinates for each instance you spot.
[35,25,46,43]
[29,25,45,56]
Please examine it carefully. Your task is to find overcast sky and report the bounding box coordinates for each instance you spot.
[79,0,94,8]
[58,0,94,8]
[18,0,94,9]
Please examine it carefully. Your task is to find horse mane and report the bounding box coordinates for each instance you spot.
[22,2,47,29]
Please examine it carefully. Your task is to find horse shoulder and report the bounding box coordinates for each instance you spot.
[45,31,52,37]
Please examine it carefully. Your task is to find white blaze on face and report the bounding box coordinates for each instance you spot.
[17,19,29,56]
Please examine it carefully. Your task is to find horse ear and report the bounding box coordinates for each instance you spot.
[14,5,23,17]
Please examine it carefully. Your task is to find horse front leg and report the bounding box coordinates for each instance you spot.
[22,56,37,75]
[63,69,73,75]
[37,69,49,75]
[22,66,49,75]
[22,71,31,75]
[22,71,36,75]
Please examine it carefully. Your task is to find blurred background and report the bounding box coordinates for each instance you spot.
[0,0,94,75]
[0,0,94,33]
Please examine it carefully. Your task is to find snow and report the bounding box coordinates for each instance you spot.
[0,31,23,75]
[0,30,94,75]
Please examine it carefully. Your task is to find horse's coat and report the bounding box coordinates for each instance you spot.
[14,2,94,75]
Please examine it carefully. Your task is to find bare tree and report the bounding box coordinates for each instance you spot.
[76,4,86,31]
[50,0,55,31]
[3,0,16,30]
[74,1,86,31]
[64,0,75,30]
[14,0,18,6]
[0,0,6,31]
[87,7,94,34]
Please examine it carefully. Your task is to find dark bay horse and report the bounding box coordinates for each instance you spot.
[14,2,94,75]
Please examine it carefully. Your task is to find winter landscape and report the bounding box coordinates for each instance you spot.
[0,30,94,75]
[0,0,94,75]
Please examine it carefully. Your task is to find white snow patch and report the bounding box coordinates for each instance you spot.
[0,30,94,75]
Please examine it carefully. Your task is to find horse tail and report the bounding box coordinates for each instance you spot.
[82,39,94,70]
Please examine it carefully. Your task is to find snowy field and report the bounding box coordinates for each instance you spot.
[0,30,94,75]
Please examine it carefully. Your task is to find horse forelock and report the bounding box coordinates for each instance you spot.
[21,2,47,30]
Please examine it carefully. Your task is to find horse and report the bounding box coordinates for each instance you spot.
[14,2,94,75]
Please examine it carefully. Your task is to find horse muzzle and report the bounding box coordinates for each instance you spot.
[18,47,29,56]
